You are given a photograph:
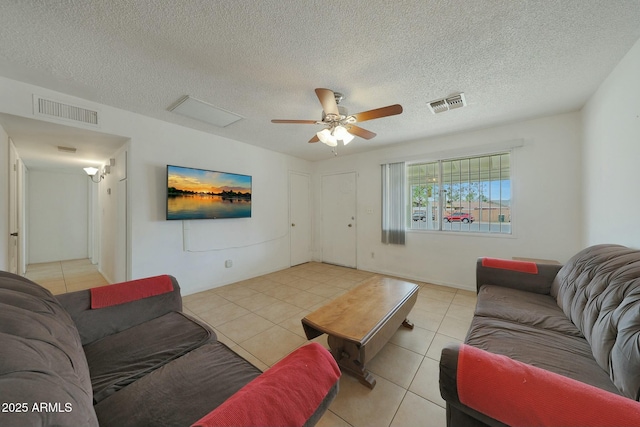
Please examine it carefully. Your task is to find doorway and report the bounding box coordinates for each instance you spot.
[8,141,23,274]
[321,172,357,268]
[0,114,129,281]
[289,172,311,266]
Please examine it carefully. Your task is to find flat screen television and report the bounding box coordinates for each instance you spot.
[166,165,252,220]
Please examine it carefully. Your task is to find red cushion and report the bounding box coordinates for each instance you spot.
[191,342,340,427]
[90,275,174,309]
[481,257,538,274]
[457,344,640,427]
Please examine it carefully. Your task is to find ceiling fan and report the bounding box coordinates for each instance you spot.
[271,88,403,147]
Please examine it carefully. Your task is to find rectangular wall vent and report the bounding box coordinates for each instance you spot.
[428,93,467,114]
[34,95,99,126]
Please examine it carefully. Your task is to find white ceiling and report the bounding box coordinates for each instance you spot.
[0,113,128,172]
[1,0,640,167]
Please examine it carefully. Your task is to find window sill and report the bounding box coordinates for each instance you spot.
[406,228,516,239]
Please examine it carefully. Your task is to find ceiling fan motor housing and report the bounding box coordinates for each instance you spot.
[321,105,349,123]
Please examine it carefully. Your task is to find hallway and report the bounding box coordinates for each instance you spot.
[24,258,108,295]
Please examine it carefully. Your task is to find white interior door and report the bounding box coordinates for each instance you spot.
[8,142,19,274]
[289,172,311,266]
[321,172,357,268]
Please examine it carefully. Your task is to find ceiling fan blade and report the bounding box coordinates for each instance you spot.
[271,119,318,124]
[308,134,320,143]
[351,104,403,122]
[315,88,339,116]
[348,125,376,140]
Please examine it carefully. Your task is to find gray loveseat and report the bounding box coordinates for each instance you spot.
[0,271,340,427]
[440,244,640,426]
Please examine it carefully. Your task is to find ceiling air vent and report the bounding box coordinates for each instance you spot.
[57,146,77,153]
[169,95,243,128]
[33,95,100,127]
[428,93,466,114]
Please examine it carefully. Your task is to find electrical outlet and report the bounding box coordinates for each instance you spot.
[225,260,233,268]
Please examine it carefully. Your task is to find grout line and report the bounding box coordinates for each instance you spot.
[59,261,69,293]
[389,389,409,427]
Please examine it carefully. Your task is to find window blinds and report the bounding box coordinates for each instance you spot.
[381,162,406,245]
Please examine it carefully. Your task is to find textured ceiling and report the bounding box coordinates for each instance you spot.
[1,0,640,166]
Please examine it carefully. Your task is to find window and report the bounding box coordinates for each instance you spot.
[408,152,511,234]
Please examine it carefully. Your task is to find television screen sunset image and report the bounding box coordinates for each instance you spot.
[167,165,252,220]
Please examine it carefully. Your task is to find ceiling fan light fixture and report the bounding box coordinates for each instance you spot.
[325,137,338,147]
[317,128,337,146]
[334,125,354,145]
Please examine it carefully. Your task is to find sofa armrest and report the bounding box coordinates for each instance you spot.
[440,344,509,427]
[476,257,561,294]
[441,343,640,427]
[55,275,182,345]
[191,343,340,427]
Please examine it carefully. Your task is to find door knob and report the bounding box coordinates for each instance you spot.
[10,232,18,237]
[291,223,295,227]
[348,224,352,227]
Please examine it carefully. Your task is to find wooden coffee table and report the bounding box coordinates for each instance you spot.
[302,276,419,388]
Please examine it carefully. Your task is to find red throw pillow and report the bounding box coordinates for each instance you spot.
[457,344,640,427]
[90,275,174,309]
[192,343,340,427]
[481,257,538,274]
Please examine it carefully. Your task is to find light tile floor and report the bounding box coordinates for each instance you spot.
[28,259,476,427]
[25,258,109,294]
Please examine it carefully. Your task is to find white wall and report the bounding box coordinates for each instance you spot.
[126,120,310,293]
[97,143,129,283]
[27,170,89,263]
[0,124,8,270]
[313,112,584,290]
[0,76,312,294]
[5,66,629,292]
[582,38,640,249]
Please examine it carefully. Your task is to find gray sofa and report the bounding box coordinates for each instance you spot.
[0,271,339,427]
[440,244,640,426]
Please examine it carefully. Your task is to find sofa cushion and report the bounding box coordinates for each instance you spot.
[551,244,640,399]
[465,316,620,395]
[94,342,262,427]
[56,275,183,345]
[0,272,98,427]
[476,285,583,337]
[85,311,214,403]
